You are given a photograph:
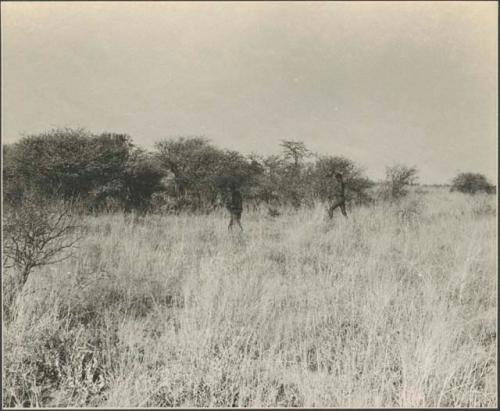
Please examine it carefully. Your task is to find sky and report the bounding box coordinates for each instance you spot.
[1,1,497,184]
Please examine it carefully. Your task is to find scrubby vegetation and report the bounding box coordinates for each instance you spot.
[451,172,495,195]
[2,187,496,407]
[383,164,419,200]
[3,128,377,214]
[3,191,81,321]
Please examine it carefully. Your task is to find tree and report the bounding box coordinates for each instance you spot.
[2,143,26,205]
[3,128,131,200]
[155,137,212,178]
[3,128,96,200]
[280,141,312,208]
[121,149,166,211]
[3,128,166,212]
[384,164,418,199]
[280,140,311,172]
[450,172,494,194]
[15,129,132,198]
[312,155,374,205]
[155,137,258,211]
[155,137,219,202]
[3,191,81,319]
[244,154,282,205]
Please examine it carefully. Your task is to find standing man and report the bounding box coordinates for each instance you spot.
[226,183,244,231]
[328,171,348,218]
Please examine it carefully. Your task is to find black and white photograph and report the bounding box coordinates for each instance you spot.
[1,1,497,408]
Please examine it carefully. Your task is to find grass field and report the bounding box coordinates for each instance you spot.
[2,189,497,407]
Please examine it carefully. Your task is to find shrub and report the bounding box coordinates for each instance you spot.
[3,129,130,200]
[3,128,166,212]
[3,191,81,318]
[155,137,260,211]
[384,164,418,200]
[450,172,494,195]
[312,155,374,205]
[120,149,165,212]
[3,317,116,407]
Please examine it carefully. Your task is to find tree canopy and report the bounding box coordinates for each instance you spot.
[4,129,378,213]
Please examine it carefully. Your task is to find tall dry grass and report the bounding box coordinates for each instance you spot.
[2,189,497,407]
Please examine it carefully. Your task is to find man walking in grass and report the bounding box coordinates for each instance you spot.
[328,171,348,218]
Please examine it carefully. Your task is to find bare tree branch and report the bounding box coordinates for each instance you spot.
[3,191,82,294]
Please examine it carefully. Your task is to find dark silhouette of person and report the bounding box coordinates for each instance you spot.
[226,184,243,231]
[328,171,348,218]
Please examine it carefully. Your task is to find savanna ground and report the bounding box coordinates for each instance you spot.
[2,187,497,407]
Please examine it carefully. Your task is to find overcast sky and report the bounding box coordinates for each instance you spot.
[1,1,497,184]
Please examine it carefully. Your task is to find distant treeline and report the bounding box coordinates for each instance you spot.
[2,128,493,213]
